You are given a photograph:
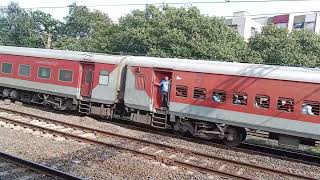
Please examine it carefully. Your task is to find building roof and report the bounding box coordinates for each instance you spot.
[1,46,320,84]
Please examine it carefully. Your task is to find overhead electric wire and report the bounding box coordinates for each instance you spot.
[0,0,317,10]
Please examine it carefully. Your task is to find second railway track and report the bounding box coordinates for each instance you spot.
[0,151,83,180]
[0,107,317,180]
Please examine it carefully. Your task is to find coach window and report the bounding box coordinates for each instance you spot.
[302,100,320,116]
[59,69,73,82]
[99,70,109,85]
[277,97,294,112]
[38,67,51,79]
[193,88,206,99]
[212,90,226,103]
[19,64,31,76]
[233,92,247,105]
[254,95,270,109]
[176,85,188,97]
[1,63,12,74]
[135,74,145,90]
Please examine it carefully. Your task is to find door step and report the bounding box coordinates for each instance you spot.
[79,101,91,114]
[151,113,168,129]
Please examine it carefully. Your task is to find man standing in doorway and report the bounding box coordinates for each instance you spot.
[158,76,170,109]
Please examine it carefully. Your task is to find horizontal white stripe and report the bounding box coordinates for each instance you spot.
[169,102,320,140]
[0,77,77,98]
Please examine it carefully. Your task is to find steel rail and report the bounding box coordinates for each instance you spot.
[0,151,84,180]
[0,108,317,180]
[0,115,250,180]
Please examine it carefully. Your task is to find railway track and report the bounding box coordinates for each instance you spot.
[0,108,317,180]
[0,150,83,180]
[7,102,320,164]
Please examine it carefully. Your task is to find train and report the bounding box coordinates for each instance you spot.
[0,46,319,146]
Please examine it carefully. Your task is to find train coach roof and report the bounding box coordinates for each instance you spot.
[1,46,320,84]
[127,56,320,84]
[0,46,126,64]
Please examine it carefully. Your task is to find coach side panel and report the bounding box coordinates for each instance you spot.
[0,54,80,98]
[123,66,153,111]
[90,62,121,104]
[169,70,320,140]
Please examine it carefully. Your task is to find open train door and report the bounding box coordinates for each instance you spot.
[80,63,94,97]
[152,69,172,110]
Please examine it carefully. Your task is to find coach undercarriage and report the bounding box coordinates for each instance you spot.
[0,87,248,146]
[0,86,76,111]
[120,107,247,146]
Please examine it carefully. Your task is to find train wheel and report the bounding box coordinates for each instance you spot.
[2,89,10,98]
[173,121,194,137]
[9,90,19,99]
[240,128,247,142]
[223,127,246,147]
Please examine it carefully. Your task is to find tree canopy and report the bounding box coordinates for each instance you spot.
[0,2,320,67]
[110,5,246,61]
[248,25,320,67]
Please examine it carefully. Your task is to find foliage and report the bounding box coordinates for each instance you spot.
[0,3,60,48]
[248,25,320,67]
[110,5,246,61]
[62,3,112,38]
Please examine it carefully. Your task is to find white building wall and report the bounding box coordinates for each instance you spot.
[229,11,320,39]
[314,12,320,34]
[231,11,264,40]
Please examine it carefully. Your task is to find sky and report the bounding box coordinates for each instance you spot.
[1,0,320,22]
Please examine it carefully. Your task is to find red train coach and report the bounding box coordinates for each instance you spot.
[0,46,125,115]
[1,46,320,146]
[125,57,320,146]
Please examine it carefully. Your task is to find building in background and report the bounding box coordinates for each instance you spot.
[226,11,320,40]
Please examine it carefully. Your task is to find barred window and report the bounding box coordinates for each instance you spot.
[38,67,51,79]
[193,88,206,99]
[99,70,109,85]
[1,63,12,74]
[254,95,270,109]
[135,74,145,90]
[233,92,247,105]
[302,100,320,116]
[277,97,294,112]
[19,64,30,76]
[212,90,226,103]
[59,69,73,82]
[176,85,188,97]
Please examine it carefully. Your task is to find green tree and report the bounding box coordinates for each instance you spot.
[248,25,320,67]
[0,2,60,48]
[54,3,113,51]
[62,3,112,38]
[109,5,247,61]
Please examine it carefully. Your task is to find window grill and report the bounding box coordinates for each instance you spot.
[19,64,31,76]
[277,97,294,112]
[135,74,145,90]
[38,67,51,79]
[1,63,12,74]
[59,69,73,82]
[176,85,188,97]
[254,95,270,109]
[212,90,226,103]
[193,88,206,99]
[233,92,247,105]
[302,100,320,116]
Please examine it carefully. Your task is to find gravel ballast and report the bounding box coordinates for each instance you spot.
[0,100,319,179]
